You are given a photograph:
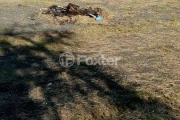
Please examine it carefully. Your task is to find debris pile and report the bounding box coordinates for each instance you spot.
[40,3,104,23]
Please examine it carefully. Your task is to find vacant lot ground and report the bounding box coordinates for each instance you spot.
[0,0,180,119]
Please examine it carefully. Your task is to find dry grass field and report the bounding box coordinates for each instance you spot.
[0,0,180,119]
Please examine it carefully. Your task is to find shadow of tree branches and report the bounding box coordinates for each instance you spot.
[0,23,175,120]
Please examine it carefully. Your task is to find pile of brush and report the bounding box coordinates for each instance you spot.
[40,3,103,22]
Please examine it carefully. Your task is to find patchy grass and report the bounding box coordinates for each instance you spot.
[0,0,180,119]
[0,0,58,6]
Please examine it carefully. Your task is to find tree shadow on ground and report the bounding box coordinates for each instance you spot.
[0,24,175,120]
